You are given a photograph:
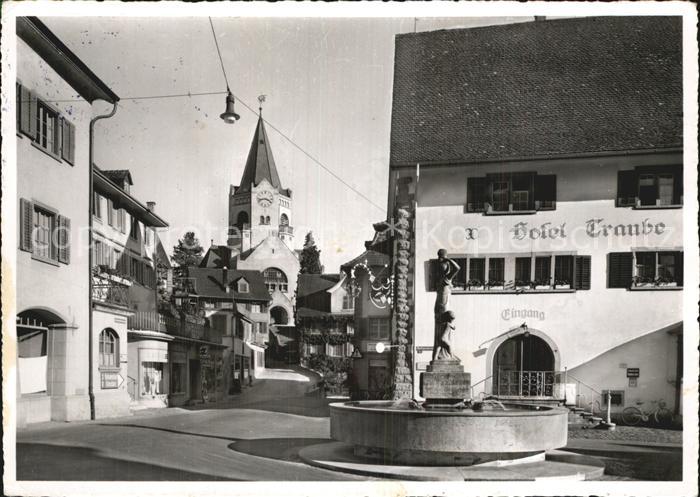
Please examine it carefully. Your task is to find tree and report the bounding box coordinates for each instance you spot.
[299,231,323,274]
[172,232,204,269]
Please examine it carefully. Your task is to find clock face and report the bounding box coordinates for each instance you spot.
[256,190,273,207]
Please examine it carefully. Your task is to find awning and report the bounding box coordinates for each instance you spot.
[171,335,227,348]
[127,329,174,341]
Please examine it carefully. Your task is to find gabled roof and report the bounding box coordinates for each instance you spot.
[93,165,168,228]
[17,17,119,104]
[296,273,341,298]
[101,169,134,187]
[199,245,236,269]
[390,16,683,166]
[341,250,390,273]
[154,234,172,269]
[236,116,285,194]
[185,267,270,302]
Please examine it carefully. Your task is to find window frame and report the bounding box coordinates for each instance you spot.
[368,318,390,340]
[98,328,119,371]
[617,166,683,209]
[631,250,683,289]
[30,201,59,266]
[32,99,62,159]
[467,172,556,215]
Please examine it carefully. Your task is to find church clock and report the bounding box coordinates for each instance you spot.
[256,190,273,208]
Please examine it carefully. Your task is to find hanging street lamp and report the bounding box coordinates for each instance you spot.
[220,91,240,124]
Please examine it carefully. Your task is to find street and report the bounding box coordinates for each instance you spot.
[16,367,366,481]
[15,367,683,481]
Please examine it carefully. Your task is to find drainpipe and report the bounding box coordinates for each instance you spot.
[88,102,118,420]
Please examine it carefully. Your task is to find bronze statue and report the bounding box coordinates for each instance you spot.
[432,249,461,362]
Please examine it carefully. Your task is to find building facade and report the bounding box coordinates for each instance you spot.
[387,17,685,418]
[15,17,119,424]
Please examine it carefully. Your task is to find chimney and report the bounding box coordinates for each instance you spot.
[147,201,156,211]
[223,266,229,293]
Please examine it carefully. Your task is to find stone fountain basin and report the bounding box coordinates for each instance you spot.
[330,401,568,466]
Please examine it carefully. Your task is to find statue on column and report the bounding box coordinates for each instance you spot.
[432,249,461,362]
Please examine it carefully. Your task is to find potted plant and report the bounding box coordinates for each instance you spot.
[515,279,530,291]
[654,276,677,287]
[632,275,654,288]
[467,278,484,291]
[534,278,552,290]
[553,279,571,289]
[486,279,505,290]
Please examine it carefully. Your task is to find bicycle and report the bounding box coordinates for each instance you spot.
[621,399,672,426]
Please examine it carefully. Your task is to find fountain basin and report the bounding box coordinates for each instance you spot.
[330,400,568,466]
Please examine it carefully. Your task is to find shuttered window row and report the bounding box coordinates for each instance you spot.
[608,251,683,288]
[616,166,683,207]
[19,198,70,265]
[467,172,556,213]
[427,254,591,291]
[93,240,157,289]
[17,82,76,164]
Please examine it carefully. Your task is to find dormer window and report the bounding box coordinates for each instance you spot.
[237,278,249,293]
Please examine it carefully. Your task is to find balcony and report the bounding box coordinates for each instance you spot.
[278,225,293,235]
[92,268,130,309]
[127,311,222,344]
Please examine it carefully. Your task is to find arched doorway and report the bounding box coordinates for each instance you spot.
[17,308,65,395]
[270,306,289,325]
[492,332,555,397]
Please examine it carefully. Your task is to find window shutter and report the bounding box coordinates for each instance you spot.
[607,252,633,288]
[535,174,557,210]
[466,177,486,212]
[60,118,73,164]
[19,198,34,252]
[616,170,637,207]
[574,255,591,290]
[19,85,37,138]
[68,121,76,164]
[672,166,683,205]
[674,251,683,286]
[57,215,71,264]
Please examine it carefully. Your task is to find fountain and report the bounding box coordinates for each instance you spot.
[299,250,603,480]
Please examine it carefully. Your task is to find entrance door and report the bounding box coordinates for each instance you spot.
[494,334,555,397]
[189,359,201,401]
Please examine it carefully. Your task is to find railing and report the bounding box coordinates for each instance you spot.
[470,375,493,400]
[126,311,221,344]
[496,369,555,397]
[92,271,130,308]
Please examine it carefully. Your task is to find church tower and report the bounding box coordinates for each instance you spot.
[227,112,294,252]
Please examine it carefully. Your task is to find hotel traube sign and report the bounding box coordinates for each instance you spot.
[465,218,667,241]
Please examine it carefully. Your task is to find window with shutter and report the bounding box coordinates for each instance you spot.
[57,215,71,264]
[616,170,637,207]
[60,118,75,165]
[574,255,591,290]
[608,252,633,288]
[18,84,37,138]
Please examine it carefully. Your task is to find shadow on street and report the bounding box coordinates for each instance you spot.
[17,443,240,481]
[229,437,332,462]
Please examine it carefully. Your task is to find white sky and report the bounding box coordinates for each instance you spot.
[41,15,535,271]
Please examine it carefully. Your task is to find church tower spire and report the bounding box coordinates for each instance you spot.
[228,99,293,251]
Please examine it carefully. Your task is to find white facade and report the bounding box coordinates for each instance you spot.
[407,151,684,415]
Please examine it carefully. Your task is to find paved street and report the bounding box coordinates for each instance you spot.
[16,368,683,481]
[17,367,365,481]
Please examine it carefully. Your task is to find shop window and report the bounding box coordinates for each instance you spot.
[616,166,682,207]
[368,318,390,340]
[142,362,164,396]
[608,251,683,288]
[99,329,119,368]
[466,172,556,213]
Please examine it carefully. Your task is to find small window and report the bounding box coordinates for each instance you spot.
[342,292,354,310]
[368,318,390,340]
[534,256,551,285]
[237,279,249,293]
[602,390,624,407]
[107,201,114,227]
[35,101,60,156]
[33,206,56,261]
[280,213,289,226]
[263,267,288,293]
[93,193,102,219]
[129,216,139,240]
[487,258,505,284]
[99,328,119,368]
[515,257,531,285]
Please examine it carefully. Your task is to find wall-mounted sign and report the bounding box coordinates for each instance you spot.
[100,371,123,389]
[501,308,545,321]
[467,218,667,242]
[626,368,640,378]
